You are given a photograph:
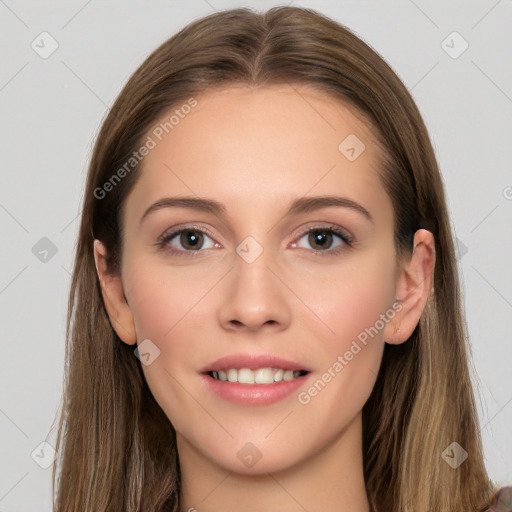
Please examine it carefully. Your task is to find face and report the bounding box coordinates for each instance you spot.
[99,84,407,475]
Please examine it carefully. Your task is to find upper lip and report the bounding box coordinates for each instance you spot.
[200,353,311,373]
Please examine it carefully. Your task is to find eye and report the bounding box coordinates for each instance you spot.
[156,224,353,257]
[293,227,353,254]
[157,227,217,255]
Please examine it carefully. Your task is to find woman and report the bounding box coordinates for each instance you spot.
[53,6,504,511]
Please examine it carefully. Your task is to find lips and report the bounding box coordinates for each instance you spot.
[199,353,312,405]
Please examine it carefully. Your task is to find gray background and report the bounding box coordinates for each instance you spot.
[0,0,511,510]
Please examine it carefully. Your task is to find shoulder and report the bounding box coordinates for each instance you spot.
[489,486,512,511]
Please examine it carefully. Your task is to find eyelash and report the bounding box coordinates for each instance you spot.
[155,224,354,258]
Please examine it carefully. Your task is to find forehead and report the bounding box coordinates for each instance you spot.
[123,83,392,226]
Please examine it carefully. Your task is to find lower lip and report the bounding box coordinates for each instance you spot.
[201,373,309,406]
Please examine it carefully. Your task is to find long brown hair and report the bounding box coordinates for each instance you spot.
[52,6,499,511]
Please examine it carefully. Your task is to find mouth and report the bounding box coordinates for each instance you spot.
[199,353,311,405]
[206,368,310,385]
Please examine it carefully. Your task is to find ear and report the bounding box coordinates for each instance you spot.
[93,239,137,345]
[383,229,436,345]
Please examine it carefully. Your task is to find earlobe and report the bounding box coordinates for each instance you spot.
[93,239,137,345]
[383,229,436,345]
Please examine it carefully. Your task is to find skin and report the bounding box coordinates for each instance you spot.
[94,83,435,512]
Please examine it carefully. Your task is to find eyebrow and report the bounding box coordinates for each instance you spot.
[139,195,373,225]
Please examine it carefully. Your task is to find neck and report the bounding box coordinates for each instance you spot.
[178,413,370,512]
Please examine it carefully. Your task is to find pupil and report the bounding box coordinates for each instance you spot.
[181,230,202,249]
[310,230,332,249]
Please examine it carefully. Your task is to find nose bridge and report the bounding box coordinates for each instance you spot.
[235,240,274,291]
[217,235,292,331]
[232,236,280,304]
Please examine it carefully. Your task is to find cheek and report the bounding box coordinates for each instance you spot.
[121,261,221,428]
[295,269,392,424]
[296,250,397,349]
[325,273,394,346]
[294,250,396,399]
[123,258,220,342]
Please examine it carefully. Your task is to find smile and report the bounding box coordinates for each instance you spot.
[208,367,309,384]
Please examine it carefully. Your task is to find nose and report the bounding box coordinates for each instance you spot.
[217,246,292,333]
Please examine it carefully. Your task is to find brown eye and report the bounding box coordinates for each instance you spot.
[293,226,353,255]
[158,228,216,254]
[308,230,334,250]
[178,230,204,250]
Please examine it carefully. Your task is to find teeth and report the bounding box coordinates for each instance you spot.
[238,368,255,384]
[254,368,273,384]
[283,370,294,381]
[274,369,284,382]
[210,367,304,384]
